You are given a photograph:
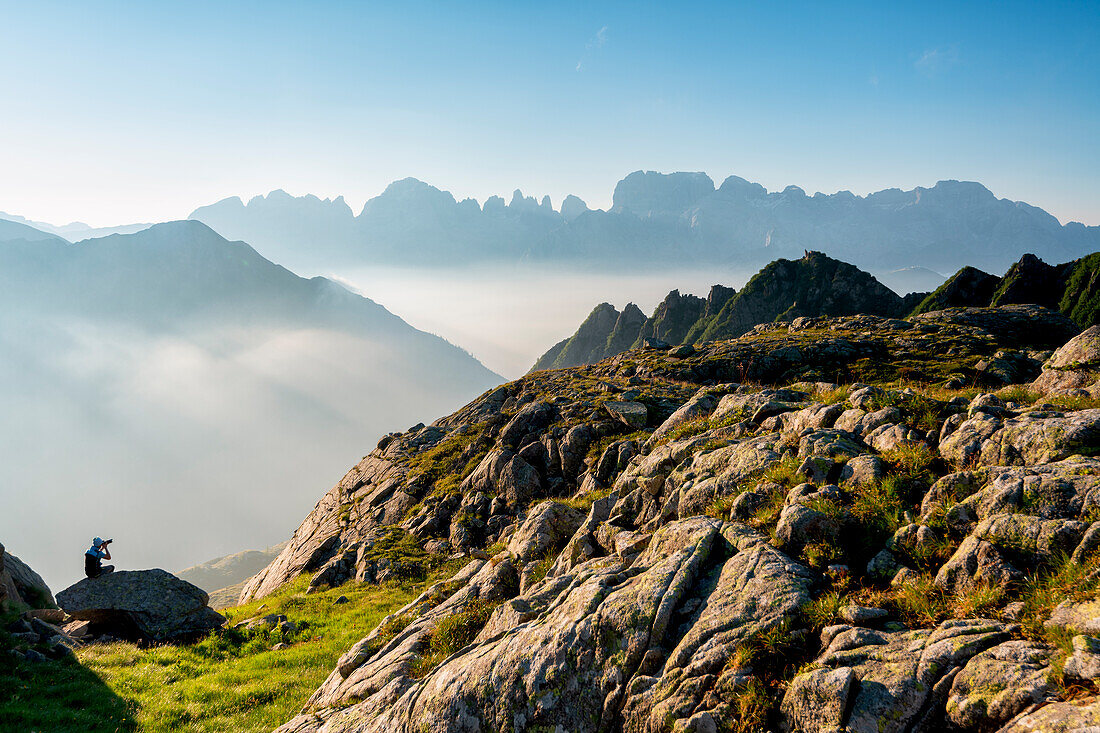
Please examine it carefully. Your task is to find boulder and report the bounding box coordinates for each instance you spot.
[603,400,648,429]
[1032,325,1100,394]
[782,619,1012,733]
[996,697,1100,732]
[945,640,1054,730]
[647,390,720,446]
[56,569,225,642]
[1063,635,1100,681]
[978,409,1100,466]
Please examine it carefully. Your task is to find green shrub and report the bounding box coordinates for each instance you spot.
[409,598,501,679]
[361,527,433,581]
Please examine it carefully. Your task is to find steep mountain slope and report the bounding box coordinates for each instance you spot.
[0,221,501,588]
[0,218,66,244]
[239,302,1100,733]
[531,252,912,372]
[911,252,1100,328]
[188,173,1100,274]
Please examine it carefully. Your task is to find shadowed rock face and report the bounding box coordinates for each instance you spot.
[0,542,54,612]
[57,569,224,642]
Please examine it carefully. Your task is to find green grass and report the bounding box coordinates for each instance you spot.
[1,572,453,732]
[1049,394,1100,412]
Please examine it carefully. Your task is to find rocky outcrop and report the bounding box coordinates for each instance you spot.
[57,569,225,642]
[783,619,1014,732]
[909,266,1002,315]
[238,310,1100,732]
[277,518,814,733]
[1032,324,1100,394]
[0,542,54,612]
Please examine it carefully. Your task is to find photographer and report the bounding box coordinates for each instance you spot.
[84,536,114,578]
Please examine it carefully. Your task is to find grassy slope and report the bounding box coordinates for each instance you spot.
[0,568,458,733]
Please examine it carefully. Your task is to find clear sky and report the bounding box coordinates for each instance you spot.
[1,0,1097,226]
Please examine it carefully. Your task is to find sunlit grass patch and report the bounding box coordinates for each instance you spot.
[2,571,454,732]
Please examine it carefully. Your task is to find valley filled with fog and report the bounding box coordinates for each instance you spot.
[337,264,762,378]
[0,223,501,589]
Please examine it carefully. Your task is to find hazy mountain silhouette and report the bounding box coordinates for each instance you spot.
[0,218,68,244]
[188,172,1099,275]
[0,211,153,241]
[0,220,501,589]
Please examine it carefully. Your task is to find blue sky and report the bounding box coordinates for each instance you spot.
[1,0,1097,226]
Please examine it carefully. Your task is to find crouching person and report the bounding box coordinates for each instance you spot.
[85,537,114,578]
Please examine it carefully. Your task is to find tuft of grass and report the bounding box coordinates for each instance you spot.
[997,385,1039,405]
[848,476,908,552]
[762,455,802,488]
[359,527,434,582]
[882,443,937,486]
[728,678,770,733]
[802,541,844,571]
[705,494,738,521]
[748,484,788,532]
[551,487,613,513]
[405,422,492,493]
[802,592,843,630]
[952,582,1005,618]
[812,385,851,406]
[660,414,742,444]
[1049,394,1100,412]
[523,550,557,588]
[893,573,950,626]
[1020,553,1100,639]
[408,598,501,679]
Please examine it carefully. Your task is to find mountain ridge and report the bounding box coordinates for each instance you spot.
[532,251,1100,372]
[185,173,1100,275]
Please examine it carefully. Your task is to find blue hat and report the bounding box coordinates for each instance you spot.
[93,537,103,546]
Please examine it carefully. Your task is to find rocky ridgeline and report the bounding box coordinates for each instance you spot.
[244,306,1100,732]
[532,251,1100,372]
